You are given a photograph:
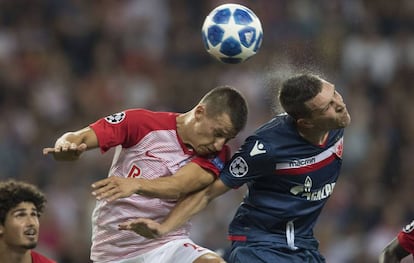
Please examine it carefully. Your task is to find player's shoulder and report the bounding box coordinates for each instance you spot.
[397,220,414,254]
[122,108,178,127]
[256,113,294,134]
[99,108,178,128]
[251,114,297,147]
[125,108,176,119]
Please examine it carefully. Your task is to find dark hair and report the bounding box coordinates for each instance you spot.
[0,180,47,224]
[200,86,248,135]
[279,74,323,120]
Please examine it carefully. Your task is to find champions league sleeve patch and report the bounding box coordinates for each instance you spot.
[104,112,126,124]
[229,156,249,177]
[403,220,414,233]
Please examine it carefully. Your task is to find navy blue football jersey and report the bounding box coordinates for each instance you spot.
[220,114,344,250]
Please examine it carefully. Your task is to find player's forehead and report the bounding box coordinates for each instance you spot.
[305,81,335,112]
[6,202,37,220]
[11,202,36,212]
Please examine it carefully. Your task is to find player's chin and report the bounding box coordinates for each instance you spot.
[22,241,37,250]
[338,114,351,128]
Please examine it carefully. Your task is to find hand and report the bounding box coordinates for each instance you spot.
[92,176,139,202]
[118,218,164,239]
[42,140,88,161]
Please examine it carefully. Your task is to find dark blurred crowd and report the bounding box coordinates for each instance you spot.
[0,0,413,262]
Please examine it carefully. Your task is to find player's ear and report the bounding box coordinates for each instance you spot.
[0,225,4,235]
[194,104,206,120]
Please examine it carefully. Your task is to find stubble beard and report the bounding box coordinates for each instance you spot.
[21,241,37,250]
[341,112,351,128]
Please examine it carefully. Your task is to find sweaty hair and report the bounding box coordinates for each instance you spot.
[279,74,323,120]
[0,180,46,224]
[200,86,248,135]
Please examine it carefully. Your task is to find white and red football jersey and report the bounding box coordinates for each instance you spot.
[89,109,229,262]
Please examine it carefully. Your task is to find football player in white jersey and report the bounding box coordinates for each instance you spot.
[43,86,248,263]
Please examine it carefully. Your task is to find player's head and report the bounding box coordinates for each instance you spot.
[200,86,248,134]
[187,86,248,156]
[0,180,46,250]
[279,74,350,130]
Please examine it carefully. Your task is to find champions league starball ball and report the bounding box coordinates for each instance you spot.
[201,3,263,64]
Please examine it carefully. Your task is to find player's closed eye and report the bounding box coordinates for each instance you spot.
[213,130,225,138]
[323,91,341,112]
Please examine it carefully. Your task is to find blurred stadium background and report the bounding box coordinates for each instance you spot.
[0,0,413,262]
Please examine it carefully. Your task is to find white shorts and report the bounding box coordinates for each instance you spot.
[112,238,217,263]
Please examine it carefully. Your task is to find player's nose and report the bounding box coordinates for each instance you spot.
[26,216,38,227]
[335,100,346,112]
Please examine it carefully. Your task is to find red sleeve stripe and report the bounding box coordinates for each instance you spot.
[228,235,247,241]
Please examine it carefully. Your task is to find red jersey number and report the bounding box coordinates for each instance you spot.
[183,242,205,252]
[127,164,142,178]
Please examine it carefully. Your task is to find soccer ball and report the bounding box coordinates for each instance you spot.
[202,3,263,64]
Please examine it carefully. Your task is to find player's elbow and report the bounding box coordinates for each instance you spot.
[204,185,220,204]
[204,179,229,203]
[171,190,186,200]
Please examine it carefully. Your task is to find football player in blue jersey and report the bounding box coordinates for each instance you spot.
[102,73,351,263]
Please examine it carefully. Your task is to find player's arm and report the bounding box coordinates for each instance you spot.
[92,162,216,200]
[118,178,231,238]
[42,127,99,161]
[379,237,410,263]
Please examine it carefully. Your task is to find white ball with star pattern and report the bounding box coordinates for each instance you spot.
[202,3,263,64]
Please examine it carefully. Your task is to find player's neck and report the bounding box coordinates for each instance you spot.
[0,248,32,263]
[176,113,191,145]
[297,127,329,146]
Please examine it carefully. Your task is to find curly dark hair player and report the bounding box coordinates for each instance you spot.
[0,179,56,263]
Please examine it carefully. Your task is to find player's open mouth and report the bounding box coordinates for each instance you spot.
[24,228,37,236]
